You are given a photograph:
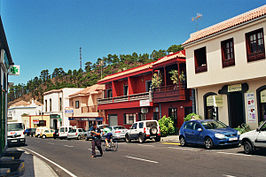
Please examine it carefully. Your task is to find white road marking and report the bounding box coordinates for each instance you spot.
[167,147,199,151]
[21,147,77,177]
[64,145,74,148]
[138,144,154,147]
[217,151,252,157]
[125,155,159,164]
[223,174,236,177]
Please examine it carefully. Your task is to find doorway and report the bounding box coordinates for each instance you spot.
[108,114,118,126]
[53,119,58,130]
[228,92,245,128]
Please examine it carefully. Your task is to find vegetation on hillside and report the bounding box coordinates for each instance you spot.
[8,44,183,103]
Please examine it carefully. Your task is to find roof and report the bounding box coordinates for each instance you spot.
[153,50,186,66]
[98,62,153,83]
[183,5,266,46]
[9,100,30,107]
[43,89,62,95]
[0,17,13,65]
[69,84,105,98]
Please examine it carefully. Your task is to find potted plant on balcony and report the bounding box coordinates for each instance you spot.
[169,70,186,89]
[151,73,162,90]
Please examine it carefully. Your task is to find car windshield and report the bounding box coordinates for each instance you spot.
[201,121,227,129]
[146,121,157,128]
[8,123,24,131]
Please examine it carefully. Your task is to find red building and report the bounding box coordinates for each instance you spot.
[98,50,192,129]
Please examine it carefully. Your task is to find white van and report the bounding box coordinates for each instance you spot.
[7,122,25,146]
[35,127,49,137]
[58,126,73,139]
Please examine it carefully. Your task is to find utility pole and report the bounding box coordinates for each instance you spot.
[80,47,82,70]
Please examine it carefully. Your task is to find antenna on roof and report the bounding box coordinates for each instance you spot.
[192,13,203,31]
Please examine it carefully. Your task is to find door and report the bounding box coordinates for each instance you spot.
[193,123,204,144]
[130,123,138,139]
[53,119,58,130]
[255,122,266,147]
[228,92,245,128]
[109,114,118,126]
[183,122,195,143]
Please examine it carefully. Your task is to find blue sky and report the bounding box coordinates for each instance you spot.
[1,0,265,85]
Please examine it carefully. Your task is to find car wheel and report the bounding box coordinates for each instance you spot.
[243,140,254,154]
[78,135,81,140]
[138,134,145,143]
[155,136,161,142]
[125,135,131,143]
[180,136,186,147]
[204,137,214,149]
[42,135,46,139]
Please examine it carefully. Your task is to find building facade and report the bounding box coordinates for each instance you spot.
[68,84,105,130]
[22,115,50,129]
[0,17,14,155]
[183,5,266,129]
[98,51,192,128]
[8,99,42,123]
[43,88,83,129]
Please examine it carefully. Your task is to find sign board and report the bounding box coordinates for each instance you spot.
[246,93,256,123]
[9,65,20,76]
[65,109,74,114]
[207,95,223,107]
[228,84,242,92]
[33,120,39,124]
[261,90,266,103]
[50,114,60,118]
[140,100,150,107]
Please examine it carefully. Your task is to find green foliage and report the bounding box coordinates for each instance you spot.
[169,70,179,85]
[234,123,251,134]
[184,113,201,122]
[167,44,184,53]
[151,73,162,89]
[158,116,175,137]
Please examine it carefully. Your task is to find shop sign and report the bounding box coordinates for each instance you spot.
[261,90,266,103]
[50,114,60,118]
[65,107,74,114]
[207,95,223,107]
[246,93,256,123]
[33,120,39,124]
[68,118,74,120]
[140,100,150,107]
[9,65,20,76]
[228,84,242,92]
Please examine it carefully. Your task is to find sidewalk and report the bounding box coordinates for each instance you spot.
[19,149,58,177]
[161,135,180,143]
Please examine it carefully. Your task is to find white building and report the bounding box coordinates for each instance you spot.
[183,5,266,129]
[8,99,43,123]
[43,88,83,129]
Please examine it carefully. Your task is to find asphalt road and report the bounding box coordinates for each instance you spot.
[20,136,266,177]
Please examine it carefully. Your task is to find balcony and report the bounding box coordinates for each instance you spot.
[98,92,151,105]
[153,85,187,103]
[70,105,100,118]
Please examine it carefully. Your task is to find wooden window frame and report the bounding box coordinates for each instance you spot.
[245,28,265,62]
[75,100,80,109]
[221,38,235,68]
[194,47,207,73]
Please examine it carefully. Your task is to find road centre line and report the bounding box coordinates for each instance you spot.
[125,155,159,164]
[223,174,236,177]
[217,151,252,157]
[138,144,154,147]
[21,147,77,177]
[64,145,74,148]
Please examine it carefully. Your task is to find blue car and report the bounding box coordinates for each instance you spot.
[179,120,240,149]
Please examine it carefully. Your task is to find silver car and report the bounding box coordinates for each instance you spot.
[110,125,127,141]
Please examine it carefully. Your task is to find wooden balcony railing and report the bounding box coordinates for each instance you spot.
[98,92,151,105]
[153,85,187,103]
[81,106,98,113]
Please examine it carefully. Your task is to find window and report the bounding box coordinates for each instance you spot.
[125,113,136,124]
[75,101,80,109]
[49,99,52,112]
[139,122,144,128]
[59,98,62,111]
[45,100,47,112]
[257,86,266,123]
[246,28,265,62]
[107,89,112,98]
[124,85,128,95]
[139,113,146,121]
[194,47,207,73]
[146,80,152,92]
[204,93,219,120]
[221,38,235,67]
[184,122,193,129]
[153,112,159,120]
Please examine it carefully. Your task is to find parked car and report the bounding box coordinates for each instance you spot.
[67,128,87,140]
[53,129,59,139]
[40,129,55,139]
[125,120,161,143]
[35,127,49,138]
[110,125,127,141]
[86,126,94,141]
[24,128,32,136]
[7,122,26,146]
[179,120,240,149]
[240,121,266,154]
[58,126,73,139]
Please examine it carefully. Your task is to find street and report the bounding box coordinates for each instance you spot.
[19,137,266,177]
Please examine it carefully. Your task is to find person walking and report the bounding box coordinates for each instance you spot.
[90,123,103,158]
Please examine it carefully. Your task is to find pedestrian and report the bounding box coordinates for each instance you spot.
[90,123,103,158]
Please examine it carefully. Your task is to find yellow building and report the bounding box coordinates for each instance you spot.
[22,115,50,129]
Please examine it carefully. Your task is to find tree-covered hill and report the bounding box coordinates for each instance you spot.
[8,44,183,104]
